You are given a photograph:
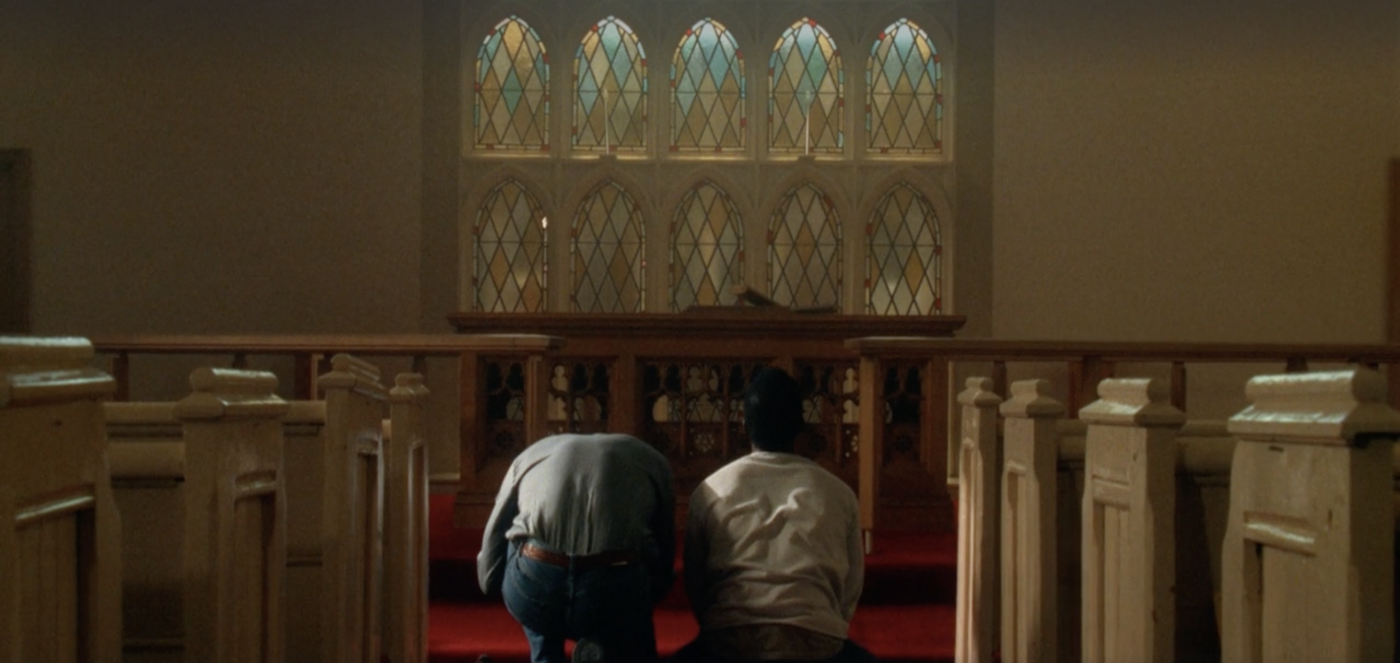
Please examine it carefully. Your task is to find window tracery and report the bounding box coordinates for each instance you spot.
[571,180,646,312]
[868,18,942,154]
[866,183,942,315]
[769,19,842,154]
[475,16,550,151]
[474,179,548,312]
[575,17,647,153]
[670,180,744,311]
[769,183,842,309]
[671,19,745,153]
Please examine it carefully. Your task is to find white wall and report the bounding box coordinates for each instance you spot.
[0,0,424,335]
[992,0,1399,342]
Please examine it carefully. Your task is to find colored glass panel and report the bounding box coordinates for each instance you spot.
[769,183,841,309]
[866,184,942,314]
[867,19,942,154]
[571,180,645,312]
[769,19,843,153]
[671,181,744,311]
[476,16,550,151]
[671,19,745,152]
[474,179,548,312]
[575,17,647,153]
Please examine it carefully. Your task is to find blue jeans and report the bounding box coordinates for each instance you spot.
[503,540,658,663]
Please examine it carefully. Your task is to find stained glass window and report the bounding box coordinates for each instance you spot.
[770,19,842,154]
[572,180,645,312]
[474,179,548,312]
[867,184,942,314]
[575,17,647,153]
[671,19,745,152]
[476,16,550,151]
[867,18,942,154]
[671,181,743,311]
[769,183,841,309]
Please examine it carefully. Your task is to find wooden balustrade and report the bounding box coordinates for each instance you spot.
[1,336,123,663]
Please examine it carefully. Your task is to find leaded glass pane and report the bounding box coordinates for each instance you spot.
[769,19,843,153]
[768,183,841,309]
[867,18,942,154]
[671,181,744,311]
[866,184,942,315]
[575,17,647,153]
[474,179,548,312]
[571,180,645,312]
[671,19,745,153]
[476,16,550,151]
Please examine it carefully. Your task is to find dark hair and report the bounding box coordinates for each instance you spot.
[743,367,804,452]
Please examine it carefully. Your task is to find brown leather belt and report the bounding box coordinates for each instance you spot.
[520,542,639,570]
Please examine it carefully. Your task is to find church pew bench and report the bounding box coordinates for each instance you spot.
[983,377,1236,663]
[0,336,123,663]
[106,367,289,663]
[285,353,430,663]
[1221,368,1399,662]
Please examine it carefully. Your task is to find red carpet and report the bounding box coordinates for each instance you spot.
[427,494,956,662]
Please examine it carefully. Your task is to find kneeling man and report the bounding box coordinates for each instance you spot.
[680,367,872,662]
[478,432,675,663]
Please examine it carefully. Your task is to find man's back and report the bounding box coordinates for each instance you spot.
[684,451,864,640]
[478,433,675,595]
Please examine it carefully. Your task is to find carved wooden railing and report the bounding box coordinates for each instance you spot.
[446,311,966,529]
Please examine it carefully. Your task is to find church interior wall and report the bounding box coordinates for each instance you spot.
[992,0,1400,344]
[1,0,1397,452]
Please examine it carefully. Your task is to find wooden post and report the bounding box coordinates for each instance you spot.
[1222,368,1398,663]
[386,373,430,663]
[857,354,883,553]
[175,368,289,663]
[523,353,550,445]
[1000,380,1066,663]
[1078,379,1184,663]
[955,377,1003,663]
[0,336,122,663]
[318,354,388,663]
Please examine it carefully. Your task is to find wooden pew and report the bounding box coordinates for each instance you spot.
[996,378,1234,663]
[283,353,391,663]
[385,373,431,663]
[1222,368,1399,662]
[0,336,123,663]
[955,377,1002,663]
[106,368,290,663]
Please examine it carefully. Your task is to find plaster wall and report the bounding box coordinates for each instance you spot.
[992,0,1400,343]
[0,0,425,335]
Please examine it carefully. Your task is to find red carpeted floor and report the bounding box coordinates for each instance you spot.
[427,494,957,663]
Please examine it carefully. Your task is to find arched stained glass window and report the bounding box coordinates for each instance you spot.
[575,17,647,153]
[769,183,841,309]
[671,19,745,152]
[867,19,942,154]
[866,184,942,315]
[770,19,842,153]
[474,179,548,312]
[671,181,744,311]
[476,16,550,151]
[572,181,645,312]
